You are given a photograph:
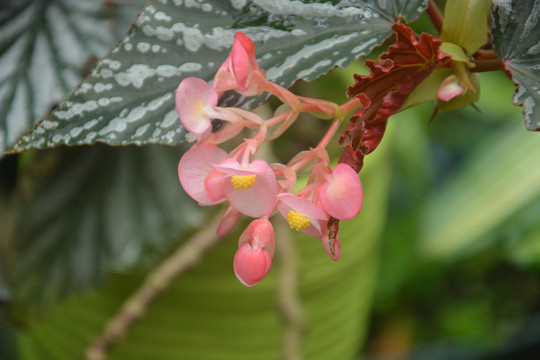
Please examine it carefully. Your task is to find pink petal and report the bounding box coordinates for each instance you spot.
[204,168,228,203]
[214,158,269,175]
[277,193,328,220]
[437,75,465,102]
[231,33,257,92]
[175,77,218,134]
[319,163,363,220]
[238,219,275,256]
[216,205,243,238]
[224,166,278,218]
[178,144,227,205]
[234,242,273,287]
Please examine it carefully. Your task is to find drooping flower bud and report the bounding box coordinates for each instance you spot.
[233,219,275,286]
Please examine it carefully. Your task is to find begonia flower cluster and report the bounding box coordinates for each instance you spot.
[176,33,363,287]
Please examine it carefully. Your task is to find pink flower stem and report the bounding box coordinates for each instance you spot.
[266,109,295,127]
[339,96,363,117]
[316,117,341,150]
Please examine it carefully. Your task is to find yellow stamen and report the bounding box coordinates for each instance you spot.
[230,174,257,190]
[287,210,310,231]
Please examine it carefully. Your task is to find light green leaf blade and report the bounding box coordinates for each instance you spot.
[491,0,540,131]
[420,125,540,259]
[10,0,428,152]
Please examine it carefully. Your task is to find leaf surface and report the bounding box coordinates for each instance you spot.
[339,23,451,171]
[491,0,540,131]
[0,0,113,155]
[10,0,429,152]
[9,145,199,317]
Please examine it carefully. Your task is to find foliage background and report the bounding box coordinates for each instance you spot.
[2,0,540,359]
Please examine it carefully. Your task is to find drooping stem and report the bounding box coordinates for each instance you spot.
[426,0,444,34]
[86,213,222,360]
[275,219,306,360]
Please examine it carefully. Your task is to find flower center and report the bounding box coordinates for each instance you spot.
[287,210,310,231]
[230,175,257,190]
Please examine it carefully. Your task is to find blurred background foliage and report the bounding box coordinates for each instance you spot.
[2,0,540,359]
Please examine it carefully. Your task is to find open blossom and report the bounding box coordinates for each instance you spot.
[213,32,266,96]
[277,193,329,238]
[234,219,275,286]
[175,77,219,135]
[212,158,278,218]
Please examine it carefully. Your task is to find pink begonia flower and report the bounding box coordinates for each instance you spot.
[318,163,363,220]
[176,77,220,135]
[437,74,465,102]
[213,158,278,218]
[178,144,227,206]
[213,32,266,96]
[234,219,275,286]
[277,193,329,238]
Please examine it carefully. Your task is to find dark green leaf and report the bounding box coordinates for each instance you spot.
[10,145,199,316]
[491,0,540,131]
[0,0,147,156]
[11,0,428,152]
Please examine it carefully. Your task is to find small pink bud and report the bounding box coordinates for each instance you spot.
[234,219,275,286]
[437,74,465,102]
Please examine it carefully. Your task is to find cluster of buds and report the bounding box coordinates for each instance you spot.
[176,33,364,286]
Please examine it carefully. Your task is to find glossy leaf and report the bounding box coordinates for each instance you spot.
[8,145,200,317]
[491,0,540,131]
[10,0,429,152]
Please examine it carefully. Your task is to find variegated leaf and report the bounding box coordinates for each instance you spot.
[491,0,540,131]
[10,0,428,152]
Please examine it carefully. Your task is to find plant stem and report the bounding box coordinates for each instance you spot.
[470,58,506,73]
[276,220,306,360]
[86,213,222,360]
[426,0,444,34]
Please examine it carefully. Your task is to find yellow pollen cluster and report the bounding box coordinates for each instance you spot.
[287,210,310,231]
[230,175,257,190]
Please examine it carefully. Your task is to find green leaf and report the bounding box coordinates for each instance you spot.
[440,0,491,55]
[0,0,106,155]
[9,145,200,317]
[420,125,540,259]
[10,0,429,152]
[491,0,540,131]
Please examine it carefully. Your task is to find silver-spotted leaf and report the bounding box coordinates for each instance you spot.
[10,0,428,152]
[0,0,110,155]
[491,0,540,131]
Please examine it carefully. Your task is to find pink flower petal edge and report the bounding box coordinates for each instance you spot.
[175,77,218,134]
[178,144,227,205]
[319,163,363,220]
